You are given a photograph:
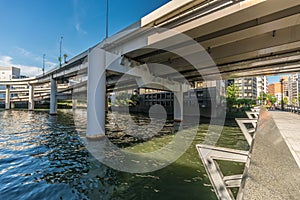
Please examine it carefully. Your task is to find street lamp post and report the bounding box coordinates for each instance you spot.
[106,0,109,38]
[59,36,63,67]
[280,78,284,111]
[42,54,45,75]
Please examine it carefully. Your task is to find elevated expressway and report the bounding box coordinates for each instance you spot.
[0,0,299,137]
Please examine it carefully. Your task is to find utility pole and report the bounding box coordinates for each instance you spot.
[42,54,45,75]
[280,78,284,111]
[59,36,63,67]
[106,0,109,38]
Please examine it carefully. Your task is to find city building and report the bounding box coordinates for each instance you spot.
[234,77,257,100]
[268,82,282,105]
[0,66,27,100]
[257,76,268,96]
[288,74,300,105]
[0,66,20,80]
[117,80,226,117]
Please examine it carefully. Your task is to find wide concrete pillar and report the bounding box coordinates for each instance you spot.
[87,47,106,139]
[72,99,77,109]
[174,85,183,122]
[50,77,57,115]
[28,84,34,110]
[5,85,10,110]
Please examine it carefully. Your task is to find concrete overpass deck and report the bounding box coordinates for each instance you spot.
[243,110,300,200]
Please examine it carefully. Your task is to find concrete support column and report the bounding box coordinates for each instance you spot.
[174,85,183,122]
[5,85,10,110]
[28,84,34,111]
[50,77,57,115]
[87,48,106,139]
[72,99,77,109]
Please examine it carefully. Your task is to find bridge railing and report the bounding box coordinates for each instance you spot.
[196,106,260,200]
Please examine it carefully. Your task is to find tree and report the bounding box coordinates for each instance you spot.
[63,54,68,63]
[267,94,277,106]
[257,92,267,105]
[244,98,254,108]
[236,98,244,108]
[112,92,140,106]
[226,84,238,112]
[292,98,298,106]
[283,96,288,105]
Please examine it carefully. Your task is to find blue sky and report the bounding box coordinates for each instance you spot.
[268,76,281,84]
[0,0,170,76]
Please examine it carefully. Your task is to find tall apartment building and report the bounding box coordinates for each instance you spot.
[288,74,300,105]
[280,76,289,104]
[234,77,257,100]
[257,76,268,96]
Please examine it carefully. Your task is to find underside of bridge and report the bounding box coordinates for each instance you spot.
[104,0,300,89]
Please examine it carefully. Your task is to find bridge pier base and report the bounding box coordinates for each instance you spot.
[50,77,57,115]
[5,85,10,110]
[28,84,34,111]
[174,85,183,122]
[86,47,106,139]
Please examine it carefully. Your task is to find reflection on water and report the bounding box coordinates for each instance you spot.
[0,109,247,200]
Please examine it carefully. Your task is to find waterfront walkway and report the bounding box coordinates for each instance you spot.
[269,111,300,168]
[243,110,300,200]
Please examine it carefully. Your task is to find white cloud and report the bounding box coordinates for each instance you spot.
[75,23,87,35]
[13,47,57,75]
[0,55,42,77]
[0,55,13,65]
[73,0,88,35]
[15,47,32,57]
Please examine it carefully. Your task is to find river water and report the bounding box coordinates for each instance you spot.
[0,109,248,200]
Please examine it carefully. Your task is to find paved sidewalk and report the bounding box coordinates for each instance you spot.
[243,110,300,200]
[269,110,300,168]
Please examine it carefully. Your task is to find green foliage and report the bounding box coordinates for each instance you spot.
[226,84,239,99]
[292,98,298,106]
[226,84,238,111]
[236,98,254,108]
[112,92,140,106]
[283,96,288,105]
[267,94,277,106]
[257,92,268,105]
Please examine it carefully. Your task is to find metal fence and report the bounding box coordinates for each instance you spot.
[285,105,300,114]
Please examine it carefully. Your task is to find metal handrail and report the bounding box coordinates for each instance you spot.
[285,105,300,114]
